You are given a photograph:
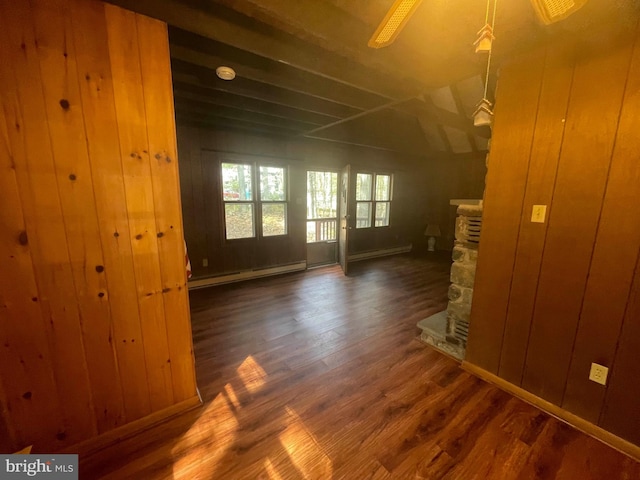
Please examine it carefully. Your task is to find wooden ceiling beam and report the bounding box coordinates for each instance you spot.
[174,111,299,137]
[105,0,423,100]
[174,100,313,132]
[208,0,443,89]
[172,83,334,126]
[171,64,359,120]
[170,41,385,111]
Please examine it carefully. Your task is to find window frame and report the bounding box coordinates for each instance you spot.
[220,159,289,241]
[355,171,393,229]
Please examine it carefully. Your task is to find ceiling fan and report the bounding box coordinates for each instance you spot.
[367,0,589,49]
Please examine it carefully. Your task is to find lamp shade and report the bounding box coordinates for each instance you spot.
[424,224,441,237]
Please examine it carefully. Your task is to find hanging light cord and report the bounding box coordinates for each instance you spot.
[483,0,499,100]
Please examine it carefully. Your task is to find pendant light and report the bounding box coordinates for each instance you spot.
[473,0,498,127]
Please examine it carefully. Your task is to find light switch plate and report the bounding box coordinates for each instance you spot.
[589,363,609,386]
[202,258,209,267]
[531,205,547,223]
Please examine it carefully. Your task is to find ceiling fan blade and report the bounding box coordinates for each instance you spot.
[368,0,424,49]
[530,0,588,24]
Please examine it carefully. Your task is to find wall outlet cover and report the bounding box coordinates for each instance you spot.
[589,362,609,386]
[531,204,547,223]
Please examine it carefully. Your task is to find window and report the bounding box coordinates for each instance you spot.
[306,171,338,243]
[356,172,392,228]
[221,162,287,239]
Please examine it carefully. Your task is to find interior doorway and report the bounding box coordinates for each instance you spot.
[306,170,339,267]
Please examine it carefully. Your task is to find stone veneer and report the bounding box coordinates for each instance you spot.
[418,202,482,360]
[446,203,482,353]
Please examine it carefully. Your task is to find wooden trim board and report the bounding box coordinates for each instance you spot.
[63,395,202,458]
[348,245,412,262]
[461,361,640,462]
[188,261,307,289]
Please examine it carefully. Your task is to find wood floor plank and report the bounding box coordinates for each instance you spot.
[80,253,640,479]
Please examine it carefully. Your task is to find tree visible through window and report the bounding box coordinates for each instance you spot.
[221,162,288,239]
[306,171,338,243]
[356,172,392,228]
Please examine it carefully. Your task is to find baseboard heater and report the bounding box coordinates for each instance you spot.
[347,244,412,262]
[188,261,307,289]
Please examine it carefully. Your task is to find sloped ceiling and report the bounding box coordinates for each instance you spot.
[106,0,636,156]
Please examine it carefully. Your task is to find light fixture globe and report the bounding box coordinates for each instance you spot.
[216,66,236,81]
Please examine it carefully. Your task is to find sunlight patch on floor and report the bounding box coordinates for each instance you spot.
[237,355,268,392]
[278,406,333,479]
[172,389,239,479]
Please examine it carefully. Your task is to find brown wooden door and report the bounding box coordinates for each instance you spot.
[339,165,350,275]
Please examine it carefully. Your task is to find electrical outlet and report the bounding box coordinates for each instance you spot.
[589,363,609,386]
[202,258,209,267]
[531,205,547,223]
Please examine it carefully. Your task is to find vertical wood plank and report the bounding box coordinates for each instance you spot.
[600,255,640,444]
[190,130,209,277]
[563,24,640,422]
[465,47,546,373]
[522,33,635,405]
[498,42,575,385]
[68,0,151,421]
[104,3,174,411]
[0,0,96,446]
[136,13,197,402]
[0,47,62,451]
[30,0,125,433]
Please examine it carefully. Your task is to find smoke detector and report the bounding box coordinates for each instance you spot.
[216,66,236,81]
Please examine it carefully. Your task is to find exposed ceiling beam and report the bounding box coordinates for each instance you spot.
[172,84,334,126]
[171,65,359,119]
[170,42,385,111]
[401,98,491,139]
[175,100,314,133]
[175,111,299,137]
[302,96,417,137]
[105,0,423,99]
[207,0,434,87]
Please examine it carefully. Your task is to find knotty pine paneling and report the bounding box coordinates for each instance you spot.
[467,18,640,447]
[464,47,546,374]
[0,0,197,453]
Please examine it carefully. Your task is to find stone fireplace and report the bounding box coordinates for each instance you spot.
[418,201,483,360]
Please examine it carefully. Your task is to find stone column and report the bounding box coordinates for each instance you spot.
[446,204,482,351]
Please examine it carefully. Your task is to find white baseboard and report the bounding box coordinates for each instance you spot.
[347,244,412,262]
[188,261,307,289]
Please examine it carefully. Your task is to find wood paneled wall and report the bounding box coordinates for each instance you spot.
[466,19,640,446]
[0,0,197,453]
[177,126,485,278]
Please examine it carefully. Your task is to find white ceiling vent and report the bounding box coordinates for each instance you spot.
[530,0,588,24]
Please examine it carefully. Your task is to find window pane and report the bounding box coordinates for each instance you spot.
[225,204,254,239]
[356,202,371,228]
[260,166,286,201]
[375,202,390,227]
[222,163,253,201]
[375,174,391,201]
[306,221,317,243]
[356,173,372,201]
[262,203,287,236]
[307,171,338,219]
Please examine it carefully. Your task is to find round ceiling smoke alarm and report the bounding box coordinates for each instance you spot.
[216,66,236,81]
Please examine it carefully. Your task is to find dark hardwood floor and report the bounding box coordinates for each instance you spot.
[82,253,640,479]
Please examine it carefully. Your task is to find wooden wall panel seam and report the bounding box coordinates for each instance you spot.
[560,22,640,412]
[520,28,636,405]
[502,43,577,386]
